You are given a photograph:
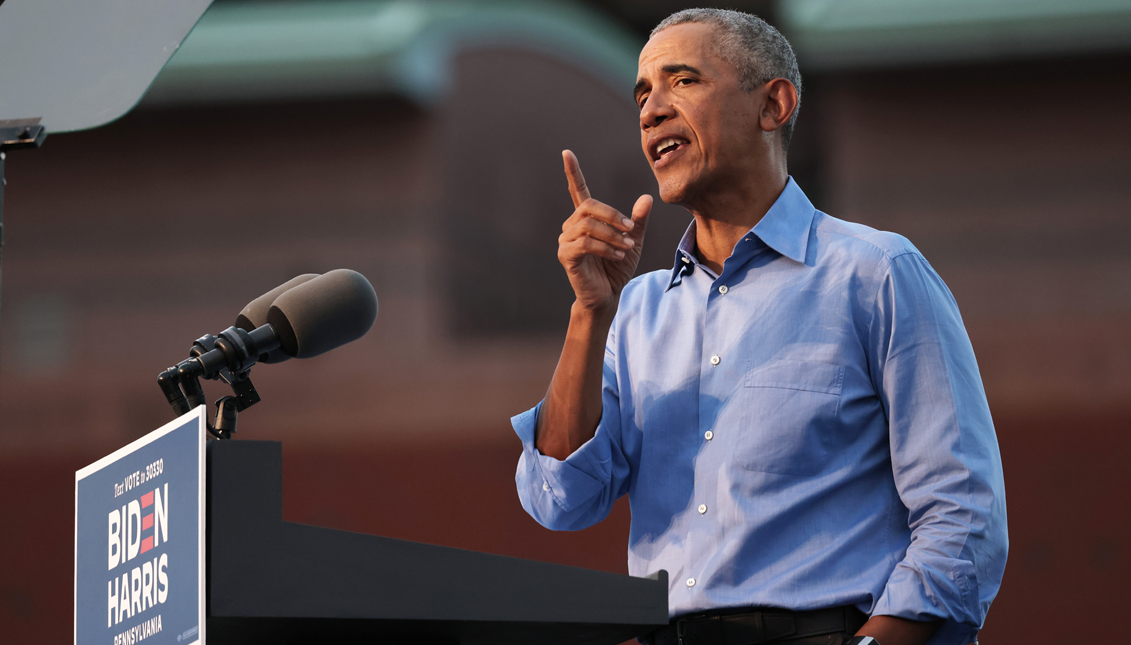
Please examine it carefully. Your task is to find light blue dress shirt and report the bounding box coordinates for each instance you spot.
[513,178,1007,645]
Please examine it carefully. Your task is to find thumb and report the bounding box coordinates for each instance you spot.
[629,194,653,240]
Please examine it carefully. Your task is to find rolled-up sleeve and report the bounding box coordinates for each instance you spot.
[514,329,634,531]
[867,252,1009,644]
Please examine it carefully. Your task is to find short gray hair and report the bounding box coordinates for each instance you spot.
[652,8,802,150]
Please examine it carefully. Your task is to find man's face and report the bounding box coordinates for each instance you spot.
[635,23,763,206]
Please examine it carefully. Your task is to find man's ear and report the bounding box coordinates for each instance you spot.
[759,78,798,134]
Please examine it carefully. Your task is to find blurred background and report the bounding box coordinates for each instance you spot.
[2,0,1129,641]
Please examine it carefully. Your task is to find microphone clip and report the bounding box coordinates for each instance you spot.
[157,326,269,440]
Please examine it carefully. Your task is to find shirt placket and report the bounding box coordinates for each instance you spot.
[688,241,759,597]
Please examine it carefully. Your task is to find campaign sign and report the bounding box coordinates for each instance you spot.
[75,407,206,645]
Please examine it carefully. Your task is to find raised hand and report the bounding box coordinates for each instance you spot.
[536,151,653,459]
[557,150,652,313]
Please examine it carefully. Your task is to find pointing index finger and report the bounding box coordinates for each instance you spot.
[563,150,591,208]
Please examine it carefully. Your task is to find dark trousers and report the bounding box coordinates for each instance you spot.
[642,606,869,645]
[774,634,856,645]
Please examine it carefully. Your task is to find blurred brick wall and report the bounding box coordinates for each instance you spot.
[805,55,1131,642]
[813,57,1131,416]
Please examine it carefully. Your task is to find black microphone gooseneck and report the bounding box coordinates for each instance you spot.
[157,269,378,439]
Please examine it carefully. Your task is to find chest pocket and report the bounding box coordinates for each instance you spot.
[737,360,845,476]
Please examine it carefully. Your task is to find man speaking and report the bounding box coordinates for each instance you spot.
[513,9,1007,645]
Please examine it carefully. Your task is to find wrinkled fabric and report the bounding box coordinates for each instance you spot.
[514,179,1007,645]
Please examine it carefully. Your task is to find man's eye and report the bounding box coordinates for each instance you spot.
[677,78,695,86]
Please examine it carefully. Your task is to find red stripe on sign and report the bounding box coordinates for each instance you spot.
[142,514,153,530]
[141,536,153,554]
[141,491,154,507]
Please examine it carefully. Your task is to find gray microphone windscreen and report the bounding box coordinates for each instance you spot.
[236,273,320,364]
[266,269,378,360]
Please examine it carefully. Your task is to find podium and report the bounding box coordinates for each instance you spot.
[207,440,669,644]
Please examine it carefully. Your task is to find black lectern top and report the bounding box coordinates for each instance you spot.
[207,440,669,645]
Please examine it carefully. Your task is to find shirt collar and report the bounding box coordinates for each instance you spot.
[667,177,815,290]
[752,177,815,264]
[668,220,700,289]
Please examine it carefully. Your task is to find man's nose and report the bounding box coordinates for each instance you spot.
[640,94,674,129]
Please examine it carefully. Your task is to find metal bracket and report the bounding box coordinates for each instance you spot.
[0,118,47,151]
[222,372,262,411]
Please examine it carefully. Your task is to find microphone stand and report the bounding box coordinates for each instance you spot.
[0,120,48,363]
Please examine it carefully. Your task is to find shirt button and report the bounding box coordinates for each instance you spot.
[698,504,707,514]
[686,578,696,588]
[542,482,550,491]
[681,256,691,264]
[704,430,713,441]
[718,285,728,294]
[710,355,720,366]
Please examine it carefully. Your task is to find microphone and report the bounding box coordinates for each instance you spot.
[158,269,378,433]
[192,269,378,378]
[267,269,378,359]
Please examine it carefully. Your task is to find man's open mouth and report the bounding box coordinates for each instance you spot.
[652,137,688,165]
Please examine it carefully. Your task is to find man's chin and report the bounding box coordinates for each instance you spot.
[656,180,694,207]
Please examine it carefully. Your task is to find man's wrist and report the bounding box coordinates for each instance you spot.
[846,638,880,645]
[856,614,939,645]
[570,299,617,328]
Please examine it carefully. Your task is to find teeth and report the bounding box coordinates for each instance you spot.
[656,138,681,156]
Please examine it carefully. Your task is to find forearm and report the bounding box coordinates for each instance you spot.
[857,615,940,645]
[535,301,616,460]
